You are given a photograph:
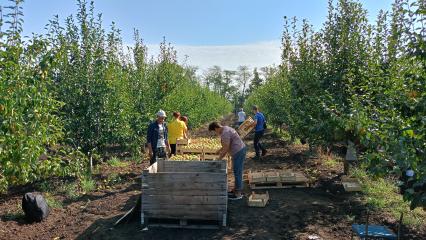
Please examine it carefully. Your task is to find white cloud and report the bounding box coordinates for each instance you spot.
[145,40,281,72]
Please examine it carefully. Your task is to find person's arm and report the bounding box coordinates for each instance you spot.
[183,122,188,139]
[218,142,230,160]
[217,134,231,160]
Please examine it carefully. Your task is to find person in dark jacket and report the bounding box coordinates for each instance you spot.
[147,110,171,165]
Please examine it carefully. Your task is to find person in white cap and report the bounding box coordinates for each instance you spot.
[146,110,171,165]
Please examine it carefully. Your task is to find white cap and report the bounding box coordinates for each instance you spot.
[156,109,166,118]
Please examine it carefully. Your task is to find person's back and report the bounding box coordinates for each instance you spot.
[169,118,186,144]
[254,111,265,132]
[221,126,245,156]
[237,109,246,125]
[252,105,267,158]
[168,112,187,156]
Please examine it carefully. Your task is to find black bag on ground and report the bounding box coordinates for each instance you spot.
[22,192,50,222]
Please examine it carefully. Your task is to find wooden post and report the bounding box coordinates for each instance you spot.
[344,140,357,175]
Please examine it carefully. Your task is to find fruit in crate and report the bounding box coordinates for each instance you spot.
[182,142,203,150]
[191,138,222,150]
[169,154,200,161]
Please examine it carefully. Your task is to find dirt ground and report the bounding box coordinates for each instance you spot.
[1,115,425,240]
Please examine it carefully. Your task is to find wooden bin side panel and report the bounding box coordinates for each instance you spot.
[162,160,226,173]
[142,171,227,222]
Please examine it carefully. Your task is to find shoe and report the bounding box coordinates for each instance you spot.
[228,194,243,200]
[262,149,267,156]
[254,155,260,160]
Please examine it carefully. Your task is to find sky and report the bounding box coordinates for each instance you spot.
[2,0,394,72]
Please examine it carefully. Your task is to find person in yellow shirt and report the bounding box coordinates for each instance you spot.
[168,111,188,156]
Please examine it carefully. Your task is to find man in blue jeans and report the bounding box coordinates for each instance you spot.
[251,105,267,159]
[209,121,247,200]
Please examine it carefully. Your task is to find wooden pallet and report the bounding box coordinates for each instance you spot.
[248,170,309,189]
[249,181,309,189]
[248,191,269,207]
[144,217,223,229]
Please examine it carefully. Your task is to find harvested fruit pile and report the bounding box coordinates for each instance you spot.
[179,137,222,152]
[181,142,203,150]
[169,154,200,161]
[192,137,221,150]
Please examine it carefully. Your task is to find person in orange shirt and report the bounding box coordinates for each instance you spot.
[168,112,188,156]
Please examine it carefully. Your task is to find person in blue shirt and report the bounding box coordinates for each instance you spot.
[251,105,267,159]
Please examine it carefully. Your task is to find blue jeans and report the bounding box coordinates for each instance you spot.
[232,146,247,191]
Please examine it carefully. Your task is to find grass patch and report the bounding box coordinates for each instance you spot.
[351,168,426,227]
[107,157,129,167]
[61,182,80,200]
[44,192,63,209]
[1,204,24,221]
[272,128,292,142]
[80,177,96,194]
[323,158,340,168]
[106,173,123,186]
[36,180,53,193]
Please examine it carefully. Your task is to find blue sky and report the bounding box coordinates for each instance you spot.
[2,0,394,71]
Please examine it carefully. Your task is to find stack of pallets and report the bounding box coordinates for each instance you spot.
[248,170,309,189]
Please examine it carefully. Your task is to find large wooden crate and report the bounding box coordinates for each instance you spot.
[141,159,228,228]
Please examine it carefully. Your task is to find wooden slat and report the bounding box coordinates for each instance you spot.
[176,138,190,145]
[180,148,204,153]
[143,204,227,212]
[143,172,226,183]
[144,210,222,220]
[142,195,227,205]
[142,188,226,196]
[249,171,266,183]
[142,182,227,191]
[250,182,308,190]
[163,160,226,172]
[265,172,280,182]
[147,223,220,230]
[203,148,220,154]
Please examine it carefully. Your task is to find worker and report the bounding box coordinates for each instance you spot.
[168,111,188,156]
[237,108,246,126]
[251,105,267,159]
[146,110,171,165]
[209,121,247,200]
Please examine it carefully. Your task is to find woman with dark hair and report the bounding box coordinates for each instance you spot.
[180,116,188,127]
[209,121,246,200]
[168,112,187,156]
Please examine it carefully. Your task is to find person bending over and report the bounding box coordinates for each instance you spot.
[209,121,247,200]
